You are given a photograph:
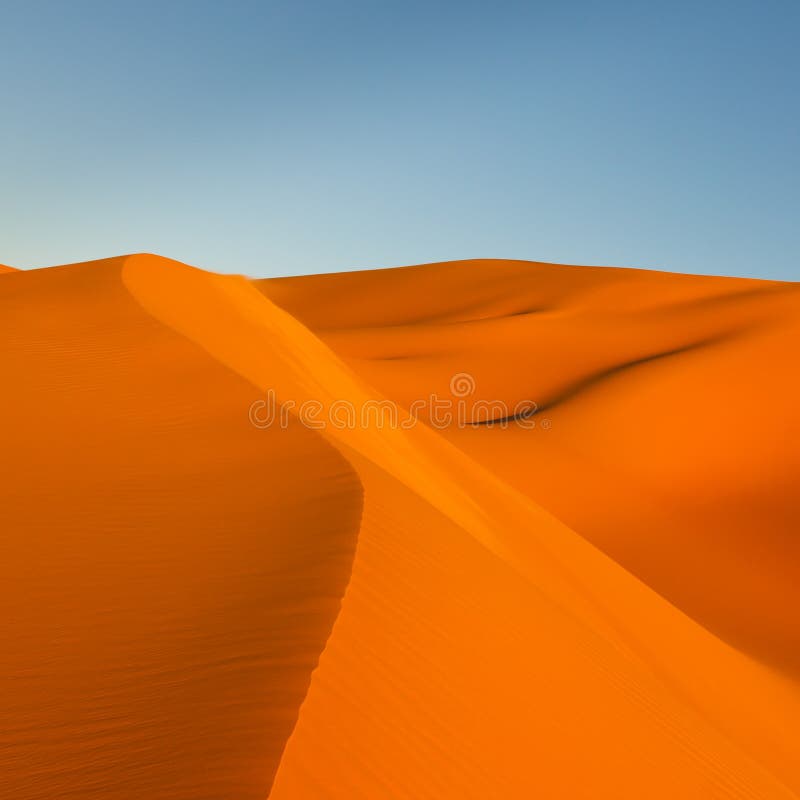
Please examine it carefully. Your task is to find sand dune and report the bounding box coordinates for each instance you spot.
[1,254,798,798]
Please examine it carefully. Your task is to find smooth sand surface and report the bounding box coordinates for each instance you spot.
[2,254,799,798]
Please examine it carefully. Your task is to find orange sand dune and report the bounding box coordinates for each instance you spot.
[2,254,799,799]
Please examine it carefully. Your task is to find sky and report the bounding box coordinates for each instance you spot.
[1,0,798,280]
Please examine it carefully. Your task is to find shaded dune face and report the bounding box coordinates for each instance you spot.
[257,260,800,676]
[0,261,363,799]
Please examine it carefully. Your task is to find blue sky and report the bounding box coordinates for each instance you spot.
[2,0,798,279]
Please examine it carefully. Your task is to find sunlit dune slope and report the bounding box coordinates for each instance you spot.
[1,254,799,799]
[0,263,17,273]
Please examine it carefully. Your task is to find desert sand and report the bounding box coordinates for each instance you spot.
[1,254,799,799]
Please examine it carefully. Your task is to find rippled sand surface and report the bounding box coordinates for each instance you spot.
[2,255,799,798]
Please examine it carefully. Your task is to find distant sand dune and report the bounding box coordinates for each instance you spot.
[258,259,800,675]
[1,254,798,798]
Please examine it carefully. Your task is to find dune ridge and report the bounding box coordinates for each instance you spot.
[1,254,799,798]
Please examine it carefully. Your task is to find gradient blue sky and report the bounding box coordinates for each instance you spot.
[2,0,798,279]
